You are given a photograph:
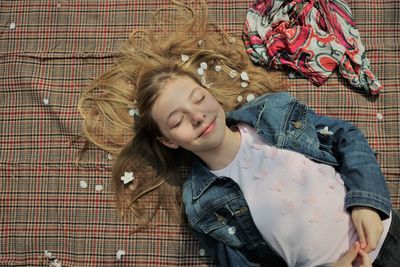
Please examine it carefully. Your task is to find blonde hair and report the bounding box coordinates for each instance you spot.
[78,0,287,231]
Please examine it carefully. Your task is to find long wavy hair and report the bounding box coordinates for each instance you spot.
[78,0,287,231]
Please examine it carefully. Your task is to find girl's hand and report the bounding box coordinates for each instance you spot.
[331,241,371,267]
[351,206,383,253]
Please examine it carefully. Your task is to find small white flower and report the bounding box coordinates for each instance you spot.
[376,113,383,120]
[129,108,139,117]
[200,62,208,70]
[240,81,249,88]
[43,98,49,105]
[197,67,205,76]
[198,40,204,47]
[116,250,126,260]
[79,180,88,189]
[44,250,52,259]
[317,126,334,136]
[121,172,134,184]
[240,71,249,81]
[107,153,113,160]
[246,93,255,102]
[236,95,243,102]
[229,70,237,79]
[215,65,222,72]
[181,54,189,62]
[10,23,16,30]
[95,184,103,191]
[50,259,62,267]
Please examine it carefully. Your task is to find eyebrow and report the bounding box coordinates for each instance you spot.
[166,87,199,122]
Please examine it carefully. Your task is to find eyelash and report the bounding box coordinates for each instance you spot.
[171,95,205,128]
[196,95,205,103]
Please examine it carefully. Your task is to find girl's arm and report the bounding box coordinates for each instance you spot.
[307,108,392,219]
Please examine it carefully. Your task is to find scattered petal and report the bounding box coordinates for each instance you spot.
[181,54,189,62]
[236,95,243,102]
[240,81,248,88]
[43,98,49,105]
[95,184,103,191]
[121,171,135,184]
[10,23,16,30]
[200,62,208,70]
[107,153,113,160]
[198,40,204,47]
[215,65,222,72]
[228,226,237,235]
[317,126,333,136]
[197,67,204,76]
[240,71,249,81]
[246,93,255,102]
[129,108,139,117]
[229,70,237,78]
[116,250,126,260]
[376,113,383,120]
[44,250,52,259]
[79,180,88,189]
[50,259,62,267]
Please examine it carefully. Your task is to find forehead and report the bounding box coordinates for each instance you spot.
[151,75,200,121]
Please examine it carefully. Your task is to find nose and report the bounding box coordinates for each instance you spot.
[191,112,205,126]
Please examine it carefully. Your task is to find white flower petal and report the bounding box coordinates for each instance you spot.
[116,250,126,260]
[79,180,88,189]
[229,70,237,79]
[236,95,243,102]
[181,54,189,62]
[95,184,103,191]
[240,71,249,81]
[240,81,248,88]
[197,67,204,76]
[246,93,255,102]
[215,65,222,72]
[200,62,208,70]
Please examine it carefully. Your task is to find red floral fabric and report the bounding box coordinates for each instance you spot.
[243,0,383,94]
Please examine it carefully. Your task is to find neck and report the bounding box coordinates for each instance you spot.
[196,126,241,171]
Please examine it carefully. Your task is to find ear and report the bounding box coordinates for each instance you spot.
[156,136,179,149]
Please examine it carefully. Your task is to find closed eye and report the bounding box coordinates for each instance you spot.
[196,95,205,104]
[172,118,183,128]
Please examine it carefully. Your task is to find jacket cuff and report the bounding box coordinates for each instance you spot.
[345,190,392,220]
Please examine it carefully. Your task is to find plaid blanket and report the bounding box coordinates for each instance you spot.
[0,0,399,266]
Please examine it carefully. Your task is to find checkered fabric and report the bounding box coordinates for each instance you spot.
[0,0,399,266]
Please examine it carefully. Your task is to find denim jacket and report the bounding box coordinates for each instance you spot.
[182,92,392,267]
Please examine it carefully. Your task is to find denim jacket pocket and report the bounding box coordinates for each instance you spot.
[284,99,307,139]
[197,206,244,247]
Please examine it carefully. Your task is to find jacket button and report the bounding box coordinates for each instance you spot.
[293,121,303,129]
[199,248,206,256]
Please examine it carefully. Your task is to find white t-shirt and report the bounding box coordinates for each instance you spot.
[211,123,391,266]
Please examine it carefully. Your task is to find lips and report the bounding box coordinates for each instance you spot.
[199,118,216,138]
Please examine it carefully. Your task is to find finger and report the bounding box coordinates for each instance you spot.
[363,221,382,253]
[354,222,367,250]
[358,249,372,267]
[342,242,360,263]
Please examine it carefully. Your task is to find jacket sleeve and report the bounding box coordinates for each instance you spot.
[190,228,260,267]
[307,108,392,219]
